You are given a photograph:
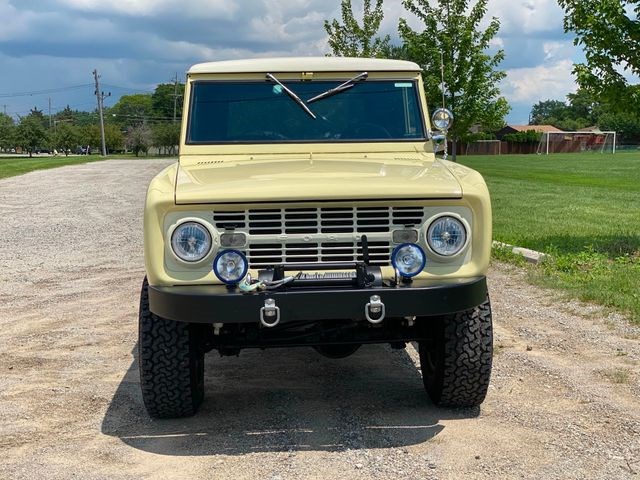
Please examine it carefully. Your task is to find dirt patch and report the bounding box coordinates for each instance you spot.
[1,160,639,479]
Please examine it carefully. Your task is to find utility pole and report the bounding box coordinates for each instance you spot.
[48,97,52,128]
[2,104,6,115]
[92,69,111,156]
[172,72,180,124]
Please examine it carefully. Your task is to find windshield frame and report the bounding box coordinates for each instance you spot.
[185,78,428,146]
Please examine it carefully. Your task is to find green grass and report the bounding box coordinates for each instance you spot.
[0,154,173,180]
[459,152,640,323]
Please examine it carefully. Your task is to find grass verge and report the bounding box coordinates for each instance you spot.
[460,152,640,323]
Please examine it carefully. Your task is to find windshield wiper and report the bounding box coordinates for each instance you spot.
[266,73,316,119]
[306,72,368,104]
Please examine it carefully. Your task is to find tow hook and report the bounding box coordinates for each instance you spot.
[260,298,280,327]
[365,295,385,324]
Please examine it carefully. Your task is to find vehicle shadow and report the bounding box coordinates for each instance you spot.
[101,343,479,456]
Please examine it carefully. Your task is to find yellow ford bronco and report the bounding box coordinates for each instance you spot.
[139,57,493,418]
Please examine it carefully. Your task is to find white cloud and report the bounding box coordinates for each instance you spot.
[543,40,576,62]
[490,36,505,49]
[502,59,576,104]
[56,0,238,18]
[486,0,565,36]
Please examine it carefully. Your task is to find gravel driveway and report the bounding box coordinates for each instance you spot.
[1,159,639,479]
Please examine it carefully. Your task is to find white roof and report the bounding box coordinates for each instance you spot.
[188,57,421,74]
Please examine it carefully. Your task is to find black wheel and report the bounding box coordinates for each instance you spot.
[138,278,205,418]
[418,297,493,407]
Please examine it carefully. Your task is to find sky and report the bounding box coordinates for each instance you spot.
[0,0,583,125]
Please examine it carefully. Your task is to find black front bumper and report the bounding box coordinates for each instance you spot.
[148,276,487,324]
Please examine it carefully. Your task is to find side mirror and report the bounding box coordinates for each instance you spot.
[431,108,454,159]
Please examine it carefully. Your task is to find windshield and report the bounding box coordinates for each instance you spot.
[187,80,425,144]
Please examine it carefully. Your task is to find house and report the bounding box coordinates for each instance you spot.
[496,124,564,140]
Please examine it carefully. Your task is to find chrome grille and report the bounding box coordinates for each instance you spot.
[213,206,426,268]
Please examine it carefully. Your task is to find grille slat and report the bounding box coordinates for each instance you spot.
[214,206,425,268]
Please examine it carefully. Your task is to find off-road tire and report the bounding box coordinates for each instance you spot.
[418,297,493,407]
[138,278,205,418]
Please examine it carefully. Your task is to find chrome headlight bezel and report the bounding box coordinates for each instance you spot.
[425,214,469,258]
[170,220,213,263]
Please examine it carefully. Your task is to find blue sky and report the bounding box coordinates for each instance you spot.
[0,0,582,125]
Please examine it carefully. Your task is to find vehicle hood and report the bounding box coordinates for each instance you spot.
[174,155,462,204]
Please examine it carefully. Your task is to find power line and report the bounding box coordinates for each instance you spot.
[101,83,154,93]
[0,84,93,99]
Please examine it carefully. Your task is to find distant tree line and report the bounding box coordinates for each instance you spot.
[0,81,184,157]
[530,88,640,143]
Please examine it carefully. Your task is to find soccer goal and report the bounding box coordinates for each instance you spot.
[465,139,502,155]
[536,131,617,155]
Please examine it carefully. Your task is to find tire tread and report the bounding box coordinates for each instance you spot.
[138,278,204,418]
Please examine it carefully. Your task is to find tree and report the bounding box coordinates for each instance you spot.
[54,105,77,125]
[151,123,180,155]
[79,125,100,149]
[52,123,80,156]
[599,111,640,143]
[399,0,510,160]
[530,89,603,130]
[566,88,601,125]
[27,107,49,130]
[0,113,16,152]
[325,0,391,57]
[559,0,640,111]
[126,124,152,156]
[71,109,99,127]
[109,94,154,129]
[530,100,569,125]
[503,130,542,143]
[16,115,48,157]
[79,124,123,154]
[152,83,185,121]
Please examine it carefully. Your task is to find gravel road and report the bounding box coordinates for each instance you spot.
[1,159,639,479]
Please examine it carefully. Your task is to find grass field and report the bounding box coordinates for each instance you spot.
[459,152,640,323]
[0,154,172,180]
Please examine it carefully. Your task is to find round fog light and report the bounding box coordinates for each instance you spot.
[391,243,426,278]
[213,249,248,285]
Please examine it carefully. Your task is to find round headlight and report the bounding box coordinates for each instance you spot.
[427,216,467,257]
[432,108,454,131]
[213,249,248,285]
[171,222,212,262]
[391,243,426,278]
